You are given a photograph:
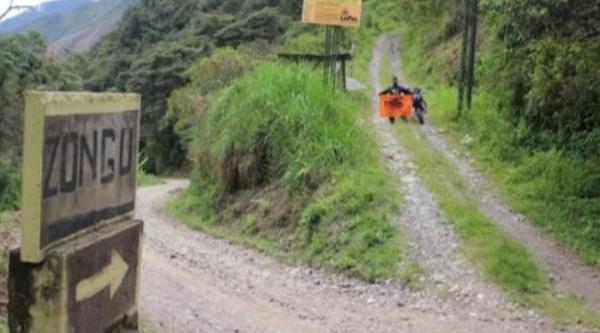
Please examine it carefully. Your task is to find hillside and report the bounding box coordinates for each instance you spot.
[0,0,137,51]
[0,0,90,32]
[84,0,302,173]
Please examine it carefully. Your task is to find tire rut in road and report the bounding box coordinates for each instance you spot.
[421,122,600,313]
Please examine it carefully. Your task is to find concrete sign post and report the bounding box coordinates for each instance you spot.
[21,91,140,263]
[9,220,142,333]
[9,91,143,333]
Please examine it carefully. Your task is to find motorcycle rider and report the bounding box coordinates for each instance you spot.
[379,76,412,124]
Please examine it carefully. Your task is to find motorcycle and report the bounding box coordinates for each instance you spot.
[412,88,427,125]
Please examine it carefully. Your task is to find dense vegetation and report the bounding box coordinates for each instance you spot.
[171,63,404,281]
[82,0,302,173]
[0,32,82,211]
[395,0,600,268]
[0,0,303,207]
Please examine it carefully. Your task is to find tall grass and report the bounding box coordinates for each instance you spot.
[172,63,404,281]
[0,157,20,212]
[199,63,375,190]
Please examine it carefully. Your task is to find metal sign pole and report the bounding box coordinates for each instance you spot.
[331,27,341,89]
[323,26,345,89]
[323,26,332,87]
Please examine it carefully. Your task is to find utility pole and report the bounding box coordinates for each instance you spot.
[0,0,33,21]
[456,0,479,116]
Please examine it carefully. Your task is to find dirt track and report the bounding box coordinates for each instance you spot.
[136,35,598,333]
[137,180,567,333]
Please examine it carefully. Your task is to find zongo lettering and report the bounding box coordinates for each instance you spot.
[42,127,135,199]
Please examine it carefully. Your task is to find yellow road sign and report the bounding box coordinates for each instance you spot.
[302,0,362,27]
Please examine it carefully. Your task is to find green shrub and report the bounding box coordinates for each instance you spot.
[0,158,20,211]
[196,63,376,192]
[166,48,258,163]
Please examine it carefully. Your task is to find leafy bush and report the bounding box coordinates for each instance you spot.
[216,8,282,48]
[166,48,258,163]
[0,158,20,212]
[0,32,82,208]
[195,63,386,192]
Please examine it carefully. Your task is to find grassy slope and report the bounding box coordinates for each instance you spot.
[170,63,405,282]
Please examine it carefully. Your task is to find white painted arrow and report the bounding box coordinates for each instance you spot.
[76,249,129,302]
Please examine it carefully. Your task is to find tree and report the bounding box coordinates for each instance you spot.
[0,0,33,21]
[0,31,83,210]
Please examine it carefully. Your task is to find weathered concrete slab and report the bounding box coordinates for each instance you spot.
[9,220,143,333]
[22,91,141,263]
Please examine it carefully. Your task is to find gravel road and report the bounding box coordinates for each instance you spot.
[135,35,597,333]
[138,180,587,332]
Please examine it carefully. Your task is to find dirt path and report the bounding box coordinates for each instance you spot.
[386,34,600,313]
[139,179,592,332]
[134,36,595,333]
[137,180,544,333]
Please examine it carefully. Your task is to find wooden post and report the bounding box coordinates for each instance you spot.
[466,0,479,110]
[456,0,470,117]
[341,58,347,90]
[323,26,332,87]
